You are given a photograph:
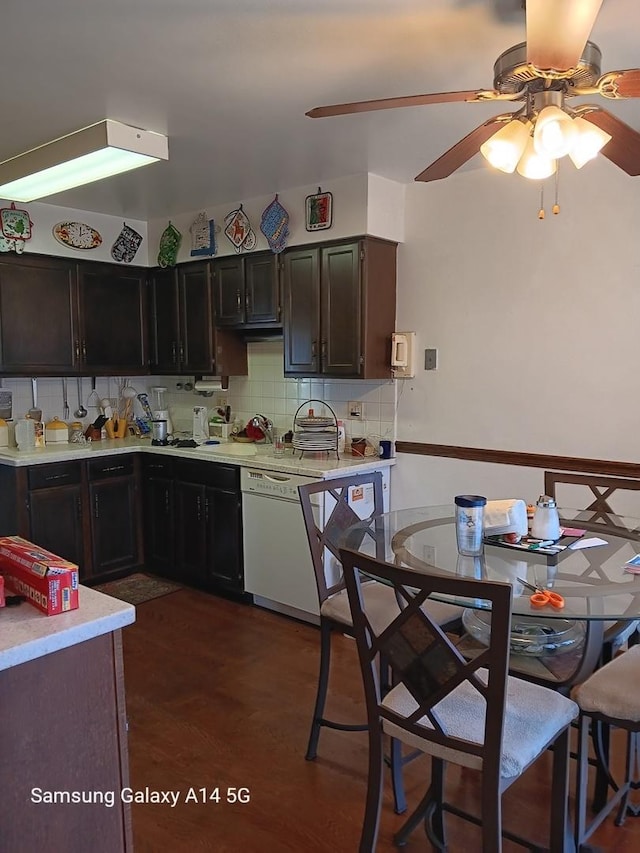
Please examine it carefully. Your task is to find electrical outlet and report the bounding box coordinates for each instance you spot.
[215,394,228,409]
[423,545,437,565]
[348,400,363,419]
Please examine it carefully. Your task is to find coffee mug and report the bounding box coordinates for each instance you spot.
[379,440,392,459]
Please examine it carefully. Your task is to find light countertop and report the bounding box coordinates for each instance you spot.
[0,437,395,478]
[0,585,135,672]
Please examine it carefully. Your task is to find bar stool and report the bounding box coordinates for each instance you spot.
[572,645,640,850]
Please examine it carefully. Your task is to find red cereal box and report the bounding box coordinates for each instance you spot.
[0,536,79,615]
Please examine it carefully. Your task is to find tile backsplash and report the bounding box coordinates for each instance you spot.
[2,341,397,446]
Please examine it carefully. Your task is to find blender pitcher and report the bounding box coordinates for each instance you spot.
[150,386,172,434]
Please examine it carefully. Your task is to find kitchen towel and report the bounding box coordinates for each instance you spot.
[484,499,528,537]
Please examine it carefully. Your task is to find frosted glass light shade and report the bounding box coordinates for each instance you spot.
[0,120,168,202]
[568,117,612,168]
[480,120,531,173]
[516,137,557,179]
[533,106,578,159]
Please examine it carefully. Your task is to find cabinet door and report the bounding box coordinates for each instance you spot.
[0,255,78,375]
[178,262,214,373]
[321,242,362,376]
[283,247,321,375]
[205,486,243,590]
[244,252,280,326]
[212,256,244,326]
[89,478,140,577]
[148,268,180,373]
[175,481,208,583]
[29,485,85,578]
[79,263,147,373]
[143,475,176,579]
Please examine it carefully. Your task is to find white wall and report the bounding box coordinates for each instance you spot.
[391,157,640,508]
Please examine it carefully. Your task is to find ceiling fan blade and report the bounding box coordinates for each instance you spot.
[582,108,640,176]
[526,0,603,73]
[306,89,499,118]
[414,115,511,183]
[591,69,640,99]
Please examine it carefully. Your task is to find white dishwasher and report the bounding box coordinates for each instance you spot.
[241,468,321,624]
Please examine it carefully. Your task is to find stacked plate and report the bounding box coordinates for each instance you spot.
[293,415,337,452]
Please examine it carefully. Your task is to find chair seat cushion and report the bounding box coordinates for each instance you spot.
[572,645,640,722]
[321,581,462,635]
[382,671,578,779]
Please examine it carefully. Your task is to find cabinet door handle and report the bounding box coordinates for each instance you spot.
[236,290,242,311]
[245,290,251,315]
[205,497,210,523]
[99,464,126,473]
[43,473,71,483]
[196,495,202,522]
[179,343,185,364]
[75,339,80,360]
[94,494,99,518]
[171,342,177,365]
[76,497,82,520]
[165,488,170,515]
[311,340,317,359]
[321,340,327,368]
[82,340,87,361]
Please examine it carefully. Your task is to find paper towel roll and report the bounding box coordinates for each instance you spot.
[194,380,222,394]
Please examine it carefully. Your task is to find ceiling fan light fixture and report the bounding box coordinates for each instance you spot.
[0,120,168,202]
[533,105,579,159]
[480,119,531,173]
[516,137,557,180]
[568,116,612,168]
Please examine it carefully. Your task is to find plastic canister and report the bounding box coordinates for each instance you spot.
[15,418,36,451]
[454,495,487,556]
[531,495,561,541]
[0,418,8,448]
[45,417,69,444]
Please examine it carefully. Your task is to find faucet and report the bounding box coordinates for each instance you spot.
[250,414,273,443]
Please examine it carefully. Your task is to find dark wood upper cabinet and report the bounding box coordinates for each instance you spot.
[78,262,147,374]
[212,251,280,328]
[148,261,248,376]
[0,254,79,375]
[283,237,397,379]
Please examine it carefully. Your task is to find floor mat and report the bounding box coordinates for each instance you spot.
[94,572,183,606]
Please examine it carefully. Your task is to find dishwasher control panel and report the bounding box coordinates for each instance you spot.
[240,468,315,501]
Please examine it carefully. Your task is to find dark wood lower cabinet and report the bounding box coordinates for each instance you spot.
[142,454,244,594]
[29,484,85,575]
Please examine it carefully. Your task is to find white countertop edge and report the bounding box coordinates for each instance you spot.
[0,586,135,672]
[0,438,395,477]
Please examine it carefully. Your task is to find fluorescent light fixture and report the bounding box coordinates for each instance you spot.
[516,137,557,180]
[0,120,168,202]
[480,119,532,173]
[568,117,612,168]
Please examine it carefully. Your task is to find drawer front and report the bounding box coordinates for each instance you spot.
[88,456,135,480]
[142,454,174,478]
[174,458,239,490]
[28,462,82,491]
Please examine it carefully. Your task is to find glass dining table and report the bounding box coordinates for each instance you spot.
[341,504,640,691]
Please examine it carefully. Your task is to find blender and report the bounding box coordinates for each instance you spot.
[150,386,172,434]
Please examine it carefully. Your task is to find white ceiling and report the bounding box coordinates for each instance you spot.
[3,0,639,220]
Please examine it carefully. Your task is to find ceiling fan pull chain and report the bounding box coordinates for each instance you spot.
[538,185,545,219]
[553,166,561,215]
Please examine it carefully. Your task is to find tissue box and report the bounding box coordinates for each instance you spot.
[0,536,79,615]
[484,499,528,538]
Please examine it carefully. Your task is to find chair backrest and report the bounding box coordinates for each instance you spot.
[339,547,513,768]
[298,472,385,607]
[544,471,640,535]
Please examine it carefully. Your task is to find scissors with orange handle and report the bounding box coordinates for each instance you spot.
[517,577,565,610]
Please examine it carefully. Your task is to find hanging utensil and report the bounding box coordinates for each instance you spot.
[87,376,100,409]
[28,377,42,421]
[62,378,69,421]
[74,377,87,418]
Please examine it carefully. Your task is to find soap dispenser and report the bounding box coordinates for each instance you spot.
[531,495,561,541]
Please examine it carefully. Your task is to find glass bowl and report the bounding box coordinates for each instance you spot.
[462,608,585,656]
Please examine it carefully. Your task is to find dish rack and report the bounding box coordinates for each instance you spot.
[292,400,339,459]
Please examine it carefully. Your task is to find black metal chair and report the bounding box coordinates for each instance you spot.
[340,546,579,852]
[298,472,461,815]
[572,645,640,850]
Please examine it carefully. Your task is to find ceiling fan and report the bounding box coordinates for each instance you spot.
[306,0,640,182]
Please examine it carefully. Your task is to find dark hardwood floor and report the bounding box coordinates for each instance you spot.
[123,588,640,852]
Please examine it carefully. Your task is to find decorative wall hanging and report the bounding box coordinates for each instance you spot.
[224,205,256,253]
[1,202,33,246]
[190,212,217,257]
[157,221,182,268]
[111,222,143,263]
[260,195,290,254]
[305,188,333,231]
[53,221,102,250]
